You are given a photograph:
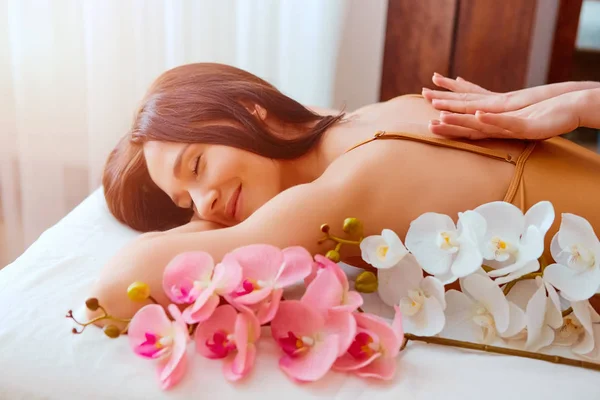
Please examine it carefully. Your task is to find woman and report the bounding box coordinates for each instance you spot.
[92,63,600,320]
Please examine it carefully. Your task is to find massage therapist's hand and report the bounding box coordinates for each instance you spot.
[423,73,600,115]
[428,90,586,140]
[423,73,547,114]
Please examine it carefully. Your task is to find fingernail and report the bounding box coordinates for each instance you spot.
[432,99,441,106]
[430,119,441,125]
[422,87,431,92]
[440,111,449,115]
[476,110,486,115]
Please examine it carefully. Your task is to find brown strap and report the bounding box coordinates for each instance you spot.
[345,131,517,165]
[502,141,537,204]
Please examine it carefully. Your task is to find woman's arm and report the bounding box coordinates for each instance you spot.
[139,219,225,240]
[165,219,225,234]
[89,165,372,322]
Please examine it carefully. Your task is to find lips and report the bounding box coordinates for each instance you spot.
[226,184,242,221]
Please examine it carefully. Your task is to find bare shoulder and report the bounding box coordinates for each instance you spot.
[242,142,415,249]
[240,158,377,258]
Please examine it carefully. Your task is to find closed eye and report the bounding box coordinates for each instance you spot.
[193,155,201,176]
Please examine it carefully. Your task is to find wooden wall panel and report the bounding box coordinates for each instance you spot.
[451,0,538,92]
[379,0,458,100]
[547,0,583,83]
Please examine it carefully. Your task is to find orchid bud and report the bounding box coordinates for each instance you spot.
[103,325,121,339]
[326,250,340,263]
[127,281,151,302]
[85,298,99,311]
[343,217,363,235]
[355,271,378,293]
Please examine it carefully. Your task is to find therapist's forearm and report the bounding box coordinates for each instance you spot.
[577,88,600,130]
[512,81,600,107]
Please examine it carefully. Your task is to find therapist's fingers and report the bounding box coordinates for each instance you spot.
[431,73,491,95]
[455,76,492,94]
[439,112,514,138]
[430,94,512,114]
[475,112,528,137]
[422,89,487,102]
[429,119,488,140]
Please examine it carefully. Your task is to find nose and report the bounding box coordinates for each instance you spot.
[190,189,219,220]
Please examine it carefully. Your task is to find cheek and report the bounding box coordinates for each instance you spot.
[243,160,281,206]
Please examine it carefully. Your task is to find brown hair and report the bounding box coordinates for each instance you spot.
[103,63,344,232]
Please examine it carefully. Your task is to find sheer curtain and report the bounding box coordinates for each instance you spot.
[0,0,388,265]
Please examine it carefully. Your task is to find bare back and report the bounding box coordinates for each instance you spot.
[314,95,527,244]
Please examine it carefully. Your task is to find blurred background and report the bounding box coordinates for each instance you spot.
[0,0,599,267]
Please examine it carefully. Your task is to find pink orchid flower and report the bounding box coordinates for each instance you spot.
[163,251,242,324]
[128,304,190,390]
[195,304,261,382]
[271,300,356,382]
[302,255,363,314]
[333,306,404,380]
[225,245,313,324]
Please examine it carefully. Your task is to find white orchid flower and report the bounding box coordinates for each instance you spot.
[441,274,526,344]
[360,229,408,269]
[553,297,600,360]
[404,211,486,284]
[377,254,446,336]
[506,277,563,351]
[474,201,554,285]
[543,214,600,301]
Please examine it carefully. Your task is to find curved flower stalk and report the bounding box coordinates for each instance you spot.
[163,252,242,324]
[442,274,526,344]
[128,305,190,390]
[544,213,600,301]
[405,211,486,284]
[475,201,554,284]
[360,229,408,269]
[377,255,446,336]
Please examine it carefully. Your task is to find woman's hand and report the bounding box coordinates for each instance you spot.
[429,90,584,140]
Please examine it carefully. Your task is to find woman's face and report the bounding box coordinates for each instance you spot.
[144,141,283,227]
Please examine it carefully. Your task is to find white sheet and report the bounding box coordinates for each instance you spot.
[0,189,598,400]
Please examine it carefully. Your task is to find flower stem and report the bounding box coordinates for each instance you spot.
[318,234,361,247]
[402,333,600,372]
[96,305,131,323]
[502,272,542,296]
[562,307,573,317]
[67,303,131,335]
